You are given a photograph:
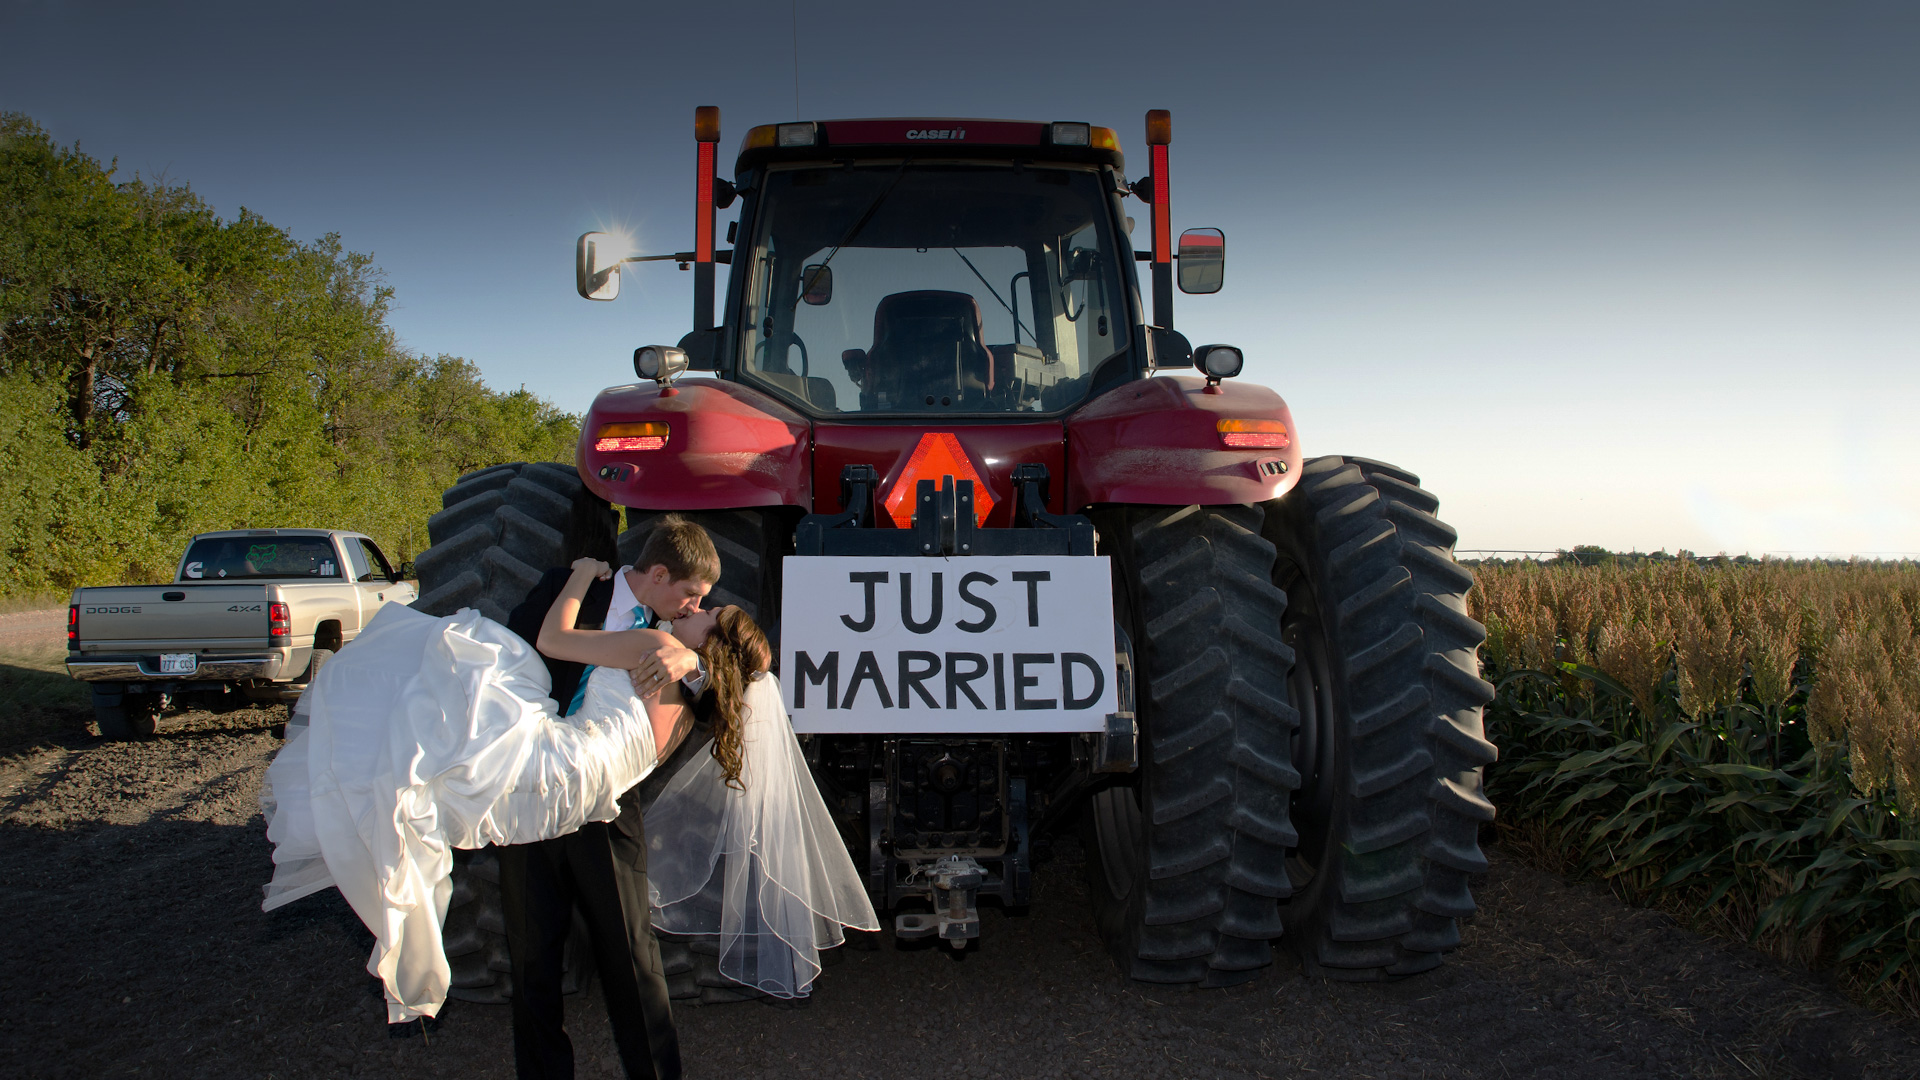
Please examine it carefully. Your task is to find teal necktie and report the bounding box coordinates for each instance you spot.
[562,605,647,717]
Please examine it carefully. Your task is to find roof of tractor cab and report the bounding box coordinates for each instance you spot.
[735,118,1124,172]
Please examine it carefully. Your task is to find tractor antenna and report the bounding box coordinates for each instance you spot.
[791,0,802,120]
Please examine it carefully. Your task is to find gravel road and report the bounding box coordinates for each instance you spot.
[2,691,1916,1078]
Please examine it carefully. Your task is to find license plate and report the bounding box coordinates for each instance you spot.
[158,653,197,674]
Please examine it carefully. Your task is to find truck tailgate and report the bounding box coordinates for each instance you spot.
[74,585,273,651]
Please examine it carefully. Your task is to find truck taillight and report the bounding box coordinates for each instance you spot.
[1217,419,1290,449]
[269,602,291,642]
[594,422,670,452]
[68,604,78,647]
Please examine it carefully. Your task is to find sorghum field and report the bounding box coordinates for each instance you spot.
[1471,559,1920,1017]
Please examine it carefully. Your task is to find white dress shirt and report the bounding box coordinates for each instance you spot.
[609,565,709,694]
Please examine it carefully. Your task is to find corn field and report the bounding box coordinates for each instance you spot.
[1469,559,1920,1015]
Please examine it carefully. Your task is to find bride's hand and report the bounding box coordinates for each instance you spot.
[570,557,612,580]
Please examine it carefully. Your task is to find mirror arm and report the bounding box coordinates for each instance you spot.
[625,250,733,266]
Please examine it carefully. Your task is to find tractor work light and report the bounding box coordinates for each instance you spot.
[634,344,690,385]
[1050,122,1090,146]
[594,422,670,452]
[777,122,818,147]
[1217,419,1289,450]
[1193,344,1244,380]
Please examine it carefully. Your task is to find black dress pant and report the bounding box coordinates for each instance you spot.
[496,820,682,1080]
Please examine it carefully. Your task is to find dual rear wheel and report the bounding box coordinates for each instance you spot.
[1086,456,1496,983]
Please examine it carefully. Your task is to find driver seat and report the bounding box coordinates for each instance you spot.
[858,290,994,409]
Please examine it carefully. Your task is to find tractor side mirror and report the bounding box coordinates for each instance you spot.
[576,232,625,301]
[800,264,833,306]
[1176,228,1225,294]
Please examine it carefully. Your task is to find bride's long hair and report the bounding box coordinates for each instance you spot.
[697,606,771,790]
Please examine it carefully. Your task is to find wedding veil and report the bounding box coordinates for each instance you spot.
[643,671,878,997]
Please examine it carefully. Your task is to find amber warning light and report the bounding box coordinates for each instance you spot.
[1217,419,1290,449]
[595,422,670,452]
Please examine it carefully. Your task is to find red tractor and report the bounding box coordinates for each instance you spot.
[414,107,1495,1000]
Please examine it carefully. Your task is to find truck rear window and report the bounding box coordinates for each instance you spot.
[181,537,342,580]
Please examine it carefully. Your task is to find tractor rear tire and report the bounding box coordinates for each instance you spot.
[1264,456,1496,980]
[416,461,615,1004]
[1085,504,1298,987]
[413,462,595,622]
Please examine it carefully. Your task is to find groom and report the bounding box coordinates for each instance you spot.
[500,512,722,1080]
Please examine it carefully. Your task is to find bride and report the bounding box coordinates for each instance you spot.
[259,557,876,1024]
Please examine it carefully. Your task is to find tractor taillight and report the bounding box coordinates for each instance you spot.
[1217,419,1289,450]
[67,604,78,648]
[269,602,291,641]
[594,422,670,452]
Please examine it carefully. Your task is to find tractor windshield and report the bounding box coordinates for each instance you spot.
[737,163,1130,415]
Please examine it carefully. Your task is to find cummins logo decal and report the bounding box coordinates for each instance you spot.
[906,128,965,140]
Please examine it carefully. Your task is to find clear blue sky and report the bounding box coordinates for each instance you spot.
[5,1,1915,556]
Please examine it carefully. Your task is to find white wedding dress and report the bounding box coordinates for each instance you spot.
[259,602,875,1024]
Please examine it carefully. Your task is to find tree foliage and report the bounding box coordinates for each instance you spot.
[0,114,578,596]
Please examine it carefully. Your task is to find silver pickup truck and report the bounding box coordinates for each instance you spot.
[67,529,418,738]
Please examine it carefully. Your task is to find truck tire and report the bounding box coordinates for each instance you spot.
[1085,504,1298,987]
[300,648,334,685]
[92,687,132,741]
[125,692,166,738]
[1263,456,1496,980]
[413,462,601,622]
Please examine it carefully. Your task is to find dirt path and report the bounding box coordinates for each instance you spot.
[0,608,64,655]
[1,706,1914,1080]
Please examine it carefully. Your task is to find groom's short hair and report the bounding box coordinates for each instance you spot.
[634,515,721,584]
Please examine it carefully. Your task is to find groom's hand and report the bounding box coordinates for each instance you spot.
[629,642,699,696]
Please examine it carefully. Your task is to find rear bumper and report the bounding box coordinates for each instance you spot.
[67,652,291,683]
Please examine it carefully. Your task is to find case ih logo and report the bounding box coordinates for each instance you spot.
[905,128,965,141]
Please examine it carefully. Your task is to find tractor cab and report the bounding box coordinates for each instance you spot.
[732,151,1132,418]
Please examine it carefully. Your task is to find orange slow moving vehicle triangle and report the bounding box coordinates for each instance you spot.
[882,432,997,528]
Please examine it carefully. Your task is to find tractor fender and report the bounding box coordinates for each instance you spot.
[578,378,811,510]
[1066,375,1303,508]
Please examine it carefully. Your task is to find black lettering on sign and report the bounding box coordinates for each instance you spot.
[993,652,1007,710]
[1061,652,1105,709]
[842,650,894,709]
[795,651,839,709]
[1010,570,1051,627]
[955,572,997,632]
[945,652,989,708]
[899,572,943,634]
[841,572,889,632]
[898,651,940,708]
[1013,653,1056,710]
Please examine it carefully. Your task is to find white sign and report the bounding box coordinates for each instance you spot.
[780,556,1118,734]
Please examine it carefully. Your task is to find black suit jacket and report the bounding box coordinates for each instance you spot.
[506,567,614,713]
